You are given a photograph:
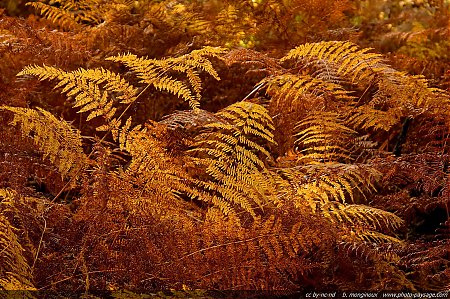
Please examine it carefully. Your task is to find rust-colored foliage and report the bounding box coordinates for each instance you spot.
[0,0,449,296]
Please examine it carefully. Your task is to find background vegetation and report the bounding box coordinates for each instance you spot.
[0,0,449,296]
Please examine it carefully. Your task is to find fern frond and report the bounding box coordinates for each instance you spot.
[170,46,224,81]
[265,74,354,103]
[26,2,80,30]
[0,189,36,291]
[215,101,275,144]
[354,230,403,244]
[346,73,450,135]
[275,163,380,213]
[17,65,138,134]
[341,70,449,137]
[106,47,226,110]
[257,215,323,261]
[188,101,279,217]
[105,52,195,108]
[319,202,404,233]
[347,106,404,131]
[0,106,87,180]
[26,0,122,29]
[282,41,390,84]
[295,112,356,163]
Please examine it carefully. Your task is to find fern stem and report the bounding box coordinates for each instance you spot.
[31,215,47,273]
[243,81,265,101]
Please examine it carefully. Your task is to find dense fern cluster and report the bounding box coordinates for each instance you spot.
[0,0,449,296]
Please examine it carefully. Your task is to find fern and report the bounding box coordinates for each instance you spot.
[346,74,449,134]
[375,75,450,117]
[17,65,138,135]
[26,0,134,29]
[188,101,280,217]
[264,74,354,106]
[335,204,404,232]
[256,214,325,261]
[275,163,379,210]
[0,106,87,180]
[0,189,36,292]
[278,42,450,137]
[106,46,226,110]
[347,106,404,132]
[112,118,232,217]
[282,41,391,85]
[115,120,189,198]
[26,2,81,30]
[294,112,356,163]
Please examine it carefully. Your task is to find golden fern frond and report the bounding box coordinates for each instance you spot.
[0,189,36,292]
[0,106,87,180]
[188,101,280,217]
[106,46,226,110]
[275,163,380,211]
[105,53,195,109]
[354,230,403,244]
[141,1,170,28]
[116,121,177,190]
[26,2,81,30]
[216,4,239,27]
[26,0,126,28]
[215,101,275,145]
[17,65,138,134]
[346,106,404,131]
[282,41,390,85]
[295,112,356,162]
[264,74,354,108]
[170,47,223,81]
[304,59,352,85]
[339,241,401,266]
[261,73,354,157]
[347,74,450,133]
[320,202,404,233]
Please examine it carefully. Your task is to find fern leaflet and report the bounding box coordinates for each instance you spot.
[0,106,87,180]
